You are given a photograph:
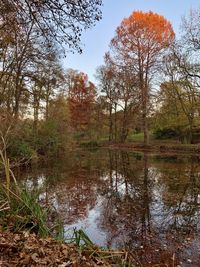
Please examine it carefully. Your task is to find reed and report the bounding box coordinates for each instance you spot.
[0,134,51,237]
[70,228,134,266]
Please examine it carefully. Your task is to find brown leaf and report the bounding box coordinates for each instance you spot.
[31,252,40,263]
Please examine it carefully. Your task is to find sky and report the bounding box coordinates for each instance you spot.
[63,0,200,83]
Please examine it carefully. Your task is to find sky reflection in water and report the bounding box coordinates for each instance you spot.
[19,149,200,266]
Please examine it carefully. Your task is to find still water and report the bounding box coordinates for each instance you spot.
[18,149,200,266]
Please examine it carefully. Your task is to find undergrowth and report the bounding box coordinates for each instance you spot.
[0,138,62,238]
[0,186,50,235]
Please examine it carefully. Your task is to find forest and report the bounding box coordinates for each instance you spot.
[0,1,200,266]
[0,2,199,161]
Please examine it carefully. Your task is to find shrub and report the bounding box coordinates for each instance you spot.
[153,127,180,139]
[8,139,36,159]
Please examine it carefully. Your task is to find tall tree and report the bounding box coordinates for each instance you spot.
[97,57,140,143]
[66,70,96,132]
[160,7,200,143]
[96,64,117,141]
[110,11,175,145]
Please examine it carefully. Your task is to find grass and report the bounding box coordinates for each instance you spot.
[68,228,133,266]
[0,141,63,238]
[0,185,51,236]
[128,132,156,142]
[69,228,93,248]
[128,132,144,142]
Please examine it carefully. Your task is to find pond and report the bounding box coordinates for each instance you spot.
[17,149,200,266]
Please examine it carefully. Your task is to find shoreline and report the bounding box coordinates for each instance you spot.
[101,142,200,155]
[1,141,200,173]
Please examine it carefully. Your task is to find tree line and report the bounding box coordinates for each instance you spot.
[0,3,200,160]
[0,0,102,158]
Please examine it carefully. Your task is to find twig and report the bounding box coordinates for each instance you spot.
[0,201,9,211]
[0,207,10,212]
[172,253,175,267]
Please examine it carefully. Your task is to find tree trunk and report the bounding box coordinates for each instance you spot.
[188,119,194,144]
[114,102,117,142]
[142,85,149,146]
[45,90,50,121]
[109,104,113,141]
[120,104,129,143]
[33,95,39,132]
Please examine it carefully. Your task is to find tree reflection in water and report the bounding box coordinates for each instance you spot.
[19,150,200,266]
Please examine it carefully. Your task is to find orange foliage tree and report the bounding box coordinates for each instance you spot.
[111,11,175,145]
[67,71,96,131]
